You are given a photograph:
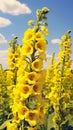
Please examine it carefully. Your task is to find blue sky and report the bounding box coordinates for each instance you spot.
[0,0,73,69]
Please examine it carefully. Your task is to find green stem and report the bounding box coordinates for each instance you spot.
[21,120,24,130]
[59,125,62,130]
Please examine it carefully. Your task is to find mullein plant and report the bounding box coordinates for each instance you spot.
[44,31,73,130]
[0,65,11,127]
[6,36,21,122]
[7,36,21,95]
[6,7,50,130]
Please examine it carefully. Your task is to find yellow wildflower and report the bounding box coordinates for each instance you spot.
[21,44,33,56]
[14,52,19,59]
[61,35,67,40]
[41,26,49,36]
[31,59,43,72]
[7,122,18,130]
[35,31,45,40]
[8,62,15,70]
[35,40,46,52]
[25,110,38,126]
[22,28,34,42]
[8,53,14,60]
[32,82,42,94]
[17,83,32,98]
[68,39,72,43]
[17,104,28,120]
[25,72,39,84]
[28,20,34,26]
[8,47,13,52]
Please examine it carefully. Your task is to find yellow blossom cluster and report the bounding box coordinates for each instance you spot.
[45,31,73,129]
[7,7,49,130]
[7,37,21,107]
[0,66,11,126]
[8,36,20,70]
[1,7,72,130]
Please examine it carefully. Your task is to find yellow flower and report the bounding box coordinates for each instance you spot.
[25,110,38,126]
[42,7,50,14]
[63,41,69,47]
[35,31,45,40]
[32,82,42,94]
[35,40,46,52]
[17,104,28,120]
[61,35,67,40]
[17,66,27,77]
[67,38,72,43]
[8,47,13,52]
[8,53,14,60]
[17,83,32,98]
[6,70,14,79]
[11,103,19,115]
[52,115,61,123]
[14,52,19,59]
[21,44,33,56]
[12,88,21,103]
[7,85,15,91]
[12,116,20,124]
[22,28,34,42]
[17,75,27,84]
[59,41,63,46]
[26,72,39,84]
[38,107,45,124]
[8,62,15,70]
[31,59,43,72]
[66,48,72,53]
[41,26,49,36]
[28,20,34,26]
[7,122,18,130]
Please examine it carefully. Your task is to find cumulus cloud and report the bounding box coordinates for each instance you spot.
[0,17,11,28]
[0,0,31,15]
[51,38,61,44]
[0,33,8,44]
[0,50,8,69]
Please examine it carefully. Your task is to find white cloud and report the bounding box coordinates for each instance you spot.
[0,33,8,44]
[51,38,61,44]
[0,17,11,28]
[43,52,52,69]
[0,0,31,15]
[0,50,8,69]
[46,53,52,59]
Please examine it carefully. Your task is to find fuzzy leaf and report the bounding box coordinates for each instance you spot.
[68,116,73,126]
[0,120,11,130]
[47,113,55,130]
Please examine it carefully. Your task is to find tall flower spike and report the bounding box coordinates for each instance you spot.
[44,31,73,130]
[7,7,49,130]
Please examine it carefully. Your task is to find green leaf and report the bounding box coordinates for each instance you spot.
[68,116,73,126]
[47,113,55,130]
[0,121,7,130]
[0,120,11,130]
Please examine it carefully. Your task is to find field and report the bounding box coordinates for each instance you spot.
[0,7,73,130]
